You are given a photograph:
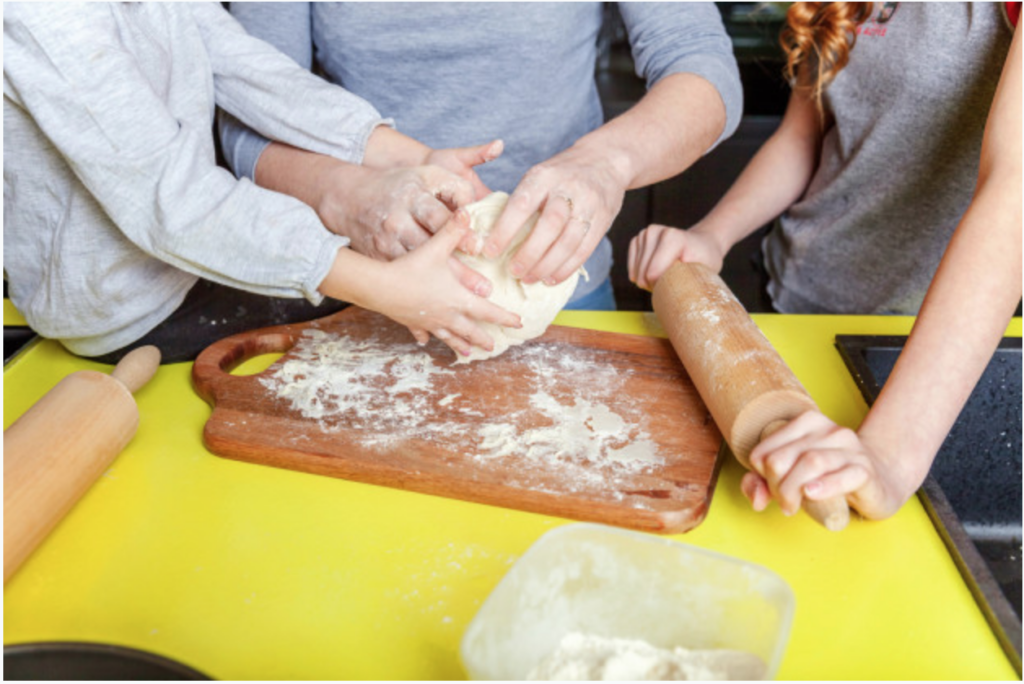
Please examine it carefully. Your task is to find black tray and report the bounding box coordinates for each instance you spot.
[836,335,1022,673]
[4,642,210,681]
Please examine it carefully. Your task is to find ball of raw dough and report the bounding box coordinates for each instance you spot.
[454,192,583,363]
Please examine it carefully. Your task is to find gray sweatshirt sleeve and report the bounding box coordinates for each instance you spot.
[215,2,318,180]
[618,2,743,148]
[193,4,394,179]
[3,4,349,304]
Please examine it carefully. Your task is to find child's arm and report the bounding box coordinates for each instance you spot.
[319,212,522,357]
[629,82,824,290]
[251,131,502,263]
[745,27,1022,521]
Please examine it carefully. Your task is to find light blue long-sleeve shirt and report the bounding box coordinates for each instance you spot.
[220,2,742,303]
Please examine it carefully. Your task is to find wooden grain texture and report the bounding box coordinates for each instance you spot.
[193,307,724,533]
[3,346,160,583]
[653,262,850,531]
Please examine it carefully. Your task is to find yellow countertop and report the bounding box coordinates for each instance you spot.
[4,312,1021,680]
[3,298,28,327]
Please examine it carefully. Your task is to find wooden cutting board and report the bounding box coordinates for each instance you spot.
[192,307,723,533]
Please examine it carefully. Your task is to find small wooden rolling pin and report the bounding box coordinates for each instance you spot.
[4,345,161,582]
[652,262,850,531]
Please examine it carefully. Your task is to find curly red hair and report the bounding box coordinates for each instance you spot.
[780,2,874,112]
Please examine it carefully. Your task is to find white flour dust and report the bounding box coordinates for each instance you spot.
[258,329,665,503]
[528,632,766,681]
[258,329,459,449]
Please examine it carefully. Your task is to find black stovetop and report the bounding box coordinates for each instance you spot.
[835,335,1022,674]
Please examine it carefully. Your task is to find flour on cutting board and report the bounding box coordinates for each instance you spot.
[258,328,663,504]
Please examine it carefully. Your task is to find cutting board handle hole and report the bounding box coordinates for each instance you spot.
[193,327,304,405]
[229,352,285,376]
[216,332,298,376]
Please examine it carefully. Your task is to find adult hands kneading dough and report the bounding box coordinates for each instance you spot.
[222,3,743,312]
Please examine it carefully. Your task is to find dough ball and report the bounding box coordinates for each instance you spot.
[454,192,583,363]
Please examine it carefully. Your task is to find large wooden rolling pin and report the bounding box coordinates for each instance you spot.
[4,346,161,582]
[653,262,850,531]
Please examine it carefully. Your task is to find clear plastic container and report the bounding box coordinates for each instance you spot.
[460,523,795,680]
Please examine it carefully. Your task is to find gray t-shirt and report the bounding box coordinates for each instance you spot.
[764,2,1014,315]
[220,2,742,303]
[4,3,387,356]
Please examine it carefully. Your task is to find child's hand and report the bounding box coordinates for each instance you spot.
[628,223,727,291]
[741,410,912,521]
[373,210,522,357]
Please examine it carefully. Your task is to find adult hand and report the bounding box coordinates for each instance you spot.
[741,410,911,521]
[628,222,728,291]
[483,144,628,285]
[375,211,523,357]
[362,127,502,205]
[425,139,503,203]
[318,164,476,262]
[321,138,503,260]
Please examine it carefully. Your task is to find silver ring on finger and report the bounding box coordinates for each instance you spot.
[556,193,574,215]
[570,215,592,235]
